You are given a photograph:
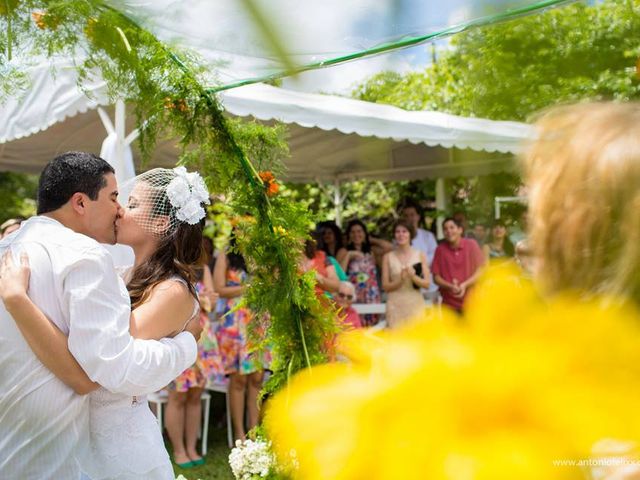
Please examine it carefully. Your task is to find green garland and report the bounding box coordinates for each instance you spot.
[0,0,339,395]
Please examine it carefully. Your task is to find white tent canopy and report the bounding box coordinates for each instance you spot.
[0,61,532,183]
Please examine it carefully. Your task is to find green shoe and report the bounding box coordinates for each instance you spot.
[175,460,194,469]
[191,457,205,466]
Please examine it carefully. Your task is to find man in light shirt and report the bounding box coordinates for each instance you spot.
[401,202,438,300]
[0,152,200,479]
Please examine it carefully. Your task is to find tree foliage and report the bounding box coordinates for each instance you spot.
[347,0,640,227]
[283,180,408,236]
[354,1,640,120]
[0,172,38,222]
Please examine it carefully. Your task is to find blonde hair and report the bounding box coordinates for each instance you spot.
[523,102,640,302]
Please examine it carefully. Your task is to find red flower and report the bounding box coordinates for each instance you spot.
[259,171,279,196]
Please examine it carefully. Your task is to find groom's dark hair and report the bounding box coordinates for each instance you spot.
[37,152,115,214]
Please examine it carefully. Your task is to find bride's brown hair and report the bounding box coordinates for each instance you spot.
[127,219,204,309]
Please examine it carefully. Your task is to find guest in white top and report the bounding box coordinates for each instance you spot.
[0,154,206,480]
[401,202,438,296]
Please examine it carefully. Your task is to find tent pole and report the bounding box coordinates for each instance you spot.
[435,178,447,240]
[97,107,115,135]
[115,99,125,175]
[333,179,343,228]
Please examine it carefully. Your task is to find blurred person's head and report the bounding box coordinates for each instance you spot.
[335,281,356,309]
[37,152,120,244]
[442,217,463,246]
[452,211,468,233]
[304,237,318,260]
[487,220,515,256]
[1,217,25,238]
[401,202,423,231]
[345,219,372,253]
[393,218,415,247]
[201,236,214,266]
[473,223,488,244]
[489,221,507,240]
[226,234,247,273]
[524,102,640,301]
[316,221,344,256]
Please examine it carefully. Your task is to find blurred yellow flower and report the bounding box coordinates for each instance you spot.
[265,263,640,480]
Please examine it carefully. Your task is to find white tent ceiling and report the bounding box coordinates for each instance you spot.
[0,61,532,182]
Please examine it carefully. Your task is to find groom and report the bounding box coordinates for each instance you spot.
[0,152,201,479]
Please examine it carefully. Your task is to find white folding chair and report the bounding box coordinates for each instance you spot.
[207,380,234,448]
[148,390,212,456]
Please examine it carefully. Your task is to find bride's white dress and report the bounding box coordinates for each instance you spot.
[82,276,199,480]
[83,390,175,480]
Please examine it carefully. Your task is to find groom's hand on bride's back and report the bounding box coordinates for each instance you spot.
[184,315,203,342]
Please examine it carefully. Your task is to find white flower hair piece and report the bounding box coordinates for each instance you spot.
[166,167,211,225]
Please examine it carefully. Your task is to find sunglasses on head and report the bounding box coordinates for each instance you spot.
[337,292,354,301]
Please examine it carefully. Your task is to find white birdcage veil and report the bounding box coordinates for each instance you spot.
[120,167,210,238]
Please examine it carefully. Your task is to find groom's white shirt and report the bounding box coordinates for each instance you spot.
[0,216,198,479]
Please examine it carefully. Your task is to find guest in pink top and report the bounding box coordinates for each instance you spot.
[334,281,362,329]
[431,217,485,312]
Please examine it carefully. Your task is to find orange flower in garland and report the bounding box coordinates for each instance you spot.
[259,171,279,196]
[163,97,188,112]
[31,11,61,30]
[32,12,46,29]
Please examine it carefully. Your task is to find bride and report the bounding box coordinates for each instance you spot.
[0,167,210,479]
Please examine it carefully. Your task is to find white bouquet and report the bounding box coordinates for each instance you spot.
[229,439,275,479]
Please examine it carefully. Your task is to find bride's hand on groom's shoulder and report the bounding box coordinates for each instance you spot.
[184,313,203,342]
[0,251,30,304]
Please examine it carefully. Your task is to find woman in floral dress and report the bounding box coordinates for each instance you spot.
[165,260,223,468]
[214,246,269,441]
[337,220,385,326]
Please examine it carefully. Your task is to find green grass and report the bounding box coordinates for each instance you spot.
[168,426,235,480]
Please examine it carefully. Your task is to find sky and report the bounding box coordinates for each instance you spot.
[123,0,565,95]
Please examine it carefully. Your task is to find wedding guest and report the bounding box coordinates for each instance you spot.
[401,201,438,299]
[453,211,472,238]
[382,219,430,328]
[432,217,485,313]
[213,241,267,442]
[302,238,340,296]
[482,220,515,260]
[337,220,383,327]
[472,222,488,246]
[316,221,347,260]
[401,203,437,261]
[334,281,362,330]
[314,221,348,281]
[165,245,223,468]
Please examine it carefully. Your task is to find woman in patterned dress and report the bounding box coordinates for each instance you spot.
[337,220,385,326]
[165,254,223,468]
[213,245,268,441]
